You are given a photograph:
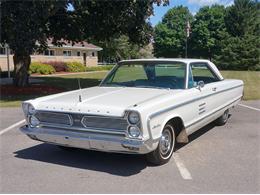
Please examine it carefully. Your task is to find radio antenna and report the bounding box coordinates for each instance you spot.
[77,78,82,102]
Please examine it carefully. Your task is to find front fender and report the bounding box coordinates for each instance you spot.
[147,112,185,141]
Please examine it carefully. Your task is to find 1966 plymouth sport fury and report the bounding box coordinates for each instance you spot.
[20,59,243,165]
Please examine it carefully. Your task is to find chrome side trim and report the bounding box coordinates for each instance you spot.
[147,84,243,140]
[199,110,206,115]
[150,84,243,119]
[199,107,205,111]
[199,102,206,107]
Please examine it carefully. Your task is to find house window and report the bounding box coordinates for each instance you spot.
[0,47,6,55]
[63,50,71,56]
[77,51,81,56]
[44,49,55,56]
[92,52,95,57]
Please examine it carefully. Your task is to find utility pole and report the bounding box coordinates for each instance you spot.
[185,35,188,58]
[185,18,191,59]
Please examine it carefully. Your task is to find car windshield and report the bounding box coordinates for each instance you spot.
[101,62,186,89]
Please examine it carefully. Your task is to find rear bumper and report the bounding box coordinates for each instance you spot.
[20,125,158,154]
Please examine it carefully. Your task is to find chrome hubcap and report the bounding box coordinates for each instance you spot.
[159,128,172,156]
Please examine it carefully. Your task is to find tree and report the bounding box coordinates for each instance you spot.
[73,1,153,46]
[0,1,80,86]
[189,5,226,61]
[95,35,154,63]
[0,0,169,87]
[153,6,193,57]
[225,0,258,37]
[215,0,260,70]
[215,34,260,70]
[139,43,154,59]
[95,35,140,63]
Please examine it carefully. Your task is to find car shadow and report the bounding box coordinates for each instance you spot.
[14,143,147,176]
[14,116,229,175]
[175,114,231,151]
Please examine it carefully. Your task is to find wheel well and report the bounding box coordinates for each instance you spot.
[166,117,185,137]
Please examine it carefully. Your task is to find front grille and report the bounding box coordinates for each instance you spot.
[35,111,72,126]
[34,111,128,135]
[81,116,128,131]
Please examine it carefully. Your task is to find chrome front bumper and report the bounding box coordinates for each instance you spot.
[20,125,158,154]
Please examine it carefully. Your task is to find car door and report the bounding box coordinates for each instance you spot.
[186,62,222,134]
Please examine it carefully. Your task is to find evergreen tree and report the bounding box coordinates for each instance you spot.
[215,0,260,70]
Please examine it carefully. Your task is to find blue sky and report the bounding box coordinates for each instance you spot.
[149,0,234,26]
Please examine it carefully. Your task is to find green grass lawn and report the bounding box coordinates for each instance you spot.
[0,72,107,107]
[0,70,259,107]
[221,71,260,100]
[41,71,108,90]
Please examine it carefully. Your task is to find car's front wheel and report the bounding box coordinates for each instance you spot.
[146,123,176,165]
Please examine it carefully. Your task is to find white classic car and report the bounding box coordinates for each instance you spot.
[20,59,243,165]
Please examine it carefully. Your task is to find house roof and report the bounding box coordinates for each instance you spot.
[46,38,102,51]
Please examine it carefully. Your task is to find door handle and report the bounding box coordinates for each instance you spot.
[212,87,217,91]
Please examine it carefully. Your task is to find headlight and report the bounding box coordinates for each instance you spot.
[22,103,35,116]
[128,111,140,124]
[22,102,29,116]
[128,126,141,138]
[29,115,40,127]
[28,104,36,115]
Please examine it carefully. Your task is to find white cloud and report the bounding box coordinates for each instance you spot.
[188,0,234,7]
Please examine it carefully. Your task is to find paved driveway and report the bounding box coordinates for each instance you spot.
[0,101,259,193]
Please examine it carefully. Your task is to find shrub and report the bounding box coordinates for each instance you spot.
[85,65,114,72]
[29,62,55,75]
[66,61,86,72]
[44,61,68,72]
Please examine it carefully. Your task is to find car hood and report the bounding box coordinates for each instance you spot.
[30,86,171,117]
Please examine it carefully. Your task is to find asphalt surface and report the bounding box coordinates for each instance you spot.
[0,101,259,193]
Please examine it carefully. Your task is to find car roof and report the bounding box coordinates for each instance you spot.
[119,58,210,64]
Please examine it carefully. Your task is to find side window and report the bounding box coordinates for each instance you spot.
[190,63,219,86]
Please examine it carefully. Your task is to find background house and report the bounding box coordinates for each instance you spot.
[0,39,102,71]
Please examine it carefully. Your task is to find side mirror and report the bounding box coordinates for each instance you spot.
[197,81,205,90]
